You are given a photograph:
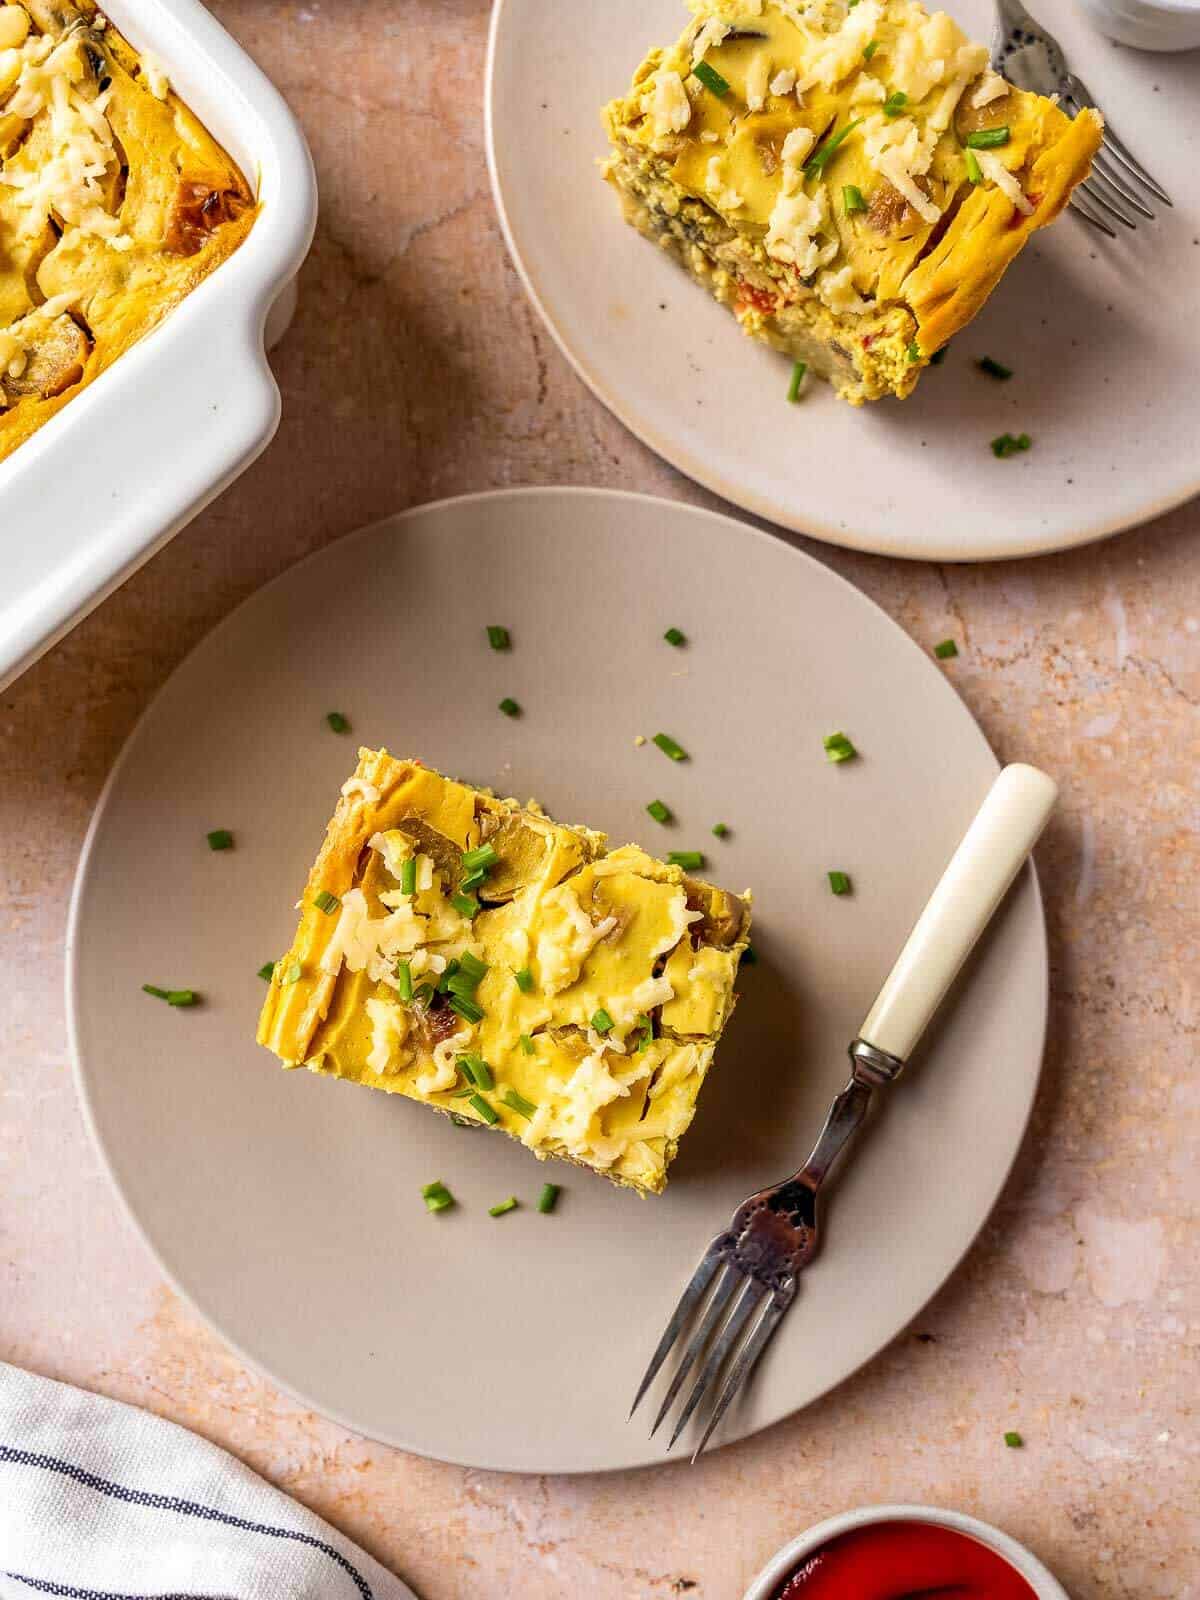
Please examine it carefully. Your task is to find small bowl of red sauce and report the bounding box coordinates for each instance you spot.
[744,1506,1069,1600]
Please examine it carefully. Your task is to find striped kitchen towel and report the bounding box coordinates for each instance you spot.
[0,1362,419,1600]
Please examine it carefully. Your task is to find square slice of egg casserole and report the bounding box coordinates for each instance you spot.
[602,0,1102,403]
[0,0,256,462]
[258,751,753,1196]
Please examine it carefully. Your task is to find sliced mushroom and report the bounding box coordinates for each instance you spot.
[164,177,251,257]
[683,878,746,951]
[475,812,552,903]
[393,816,463,893]
[3,312,90,399]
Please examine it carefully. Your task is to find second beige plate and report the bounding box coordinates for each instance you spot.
[68,490,1047,1472]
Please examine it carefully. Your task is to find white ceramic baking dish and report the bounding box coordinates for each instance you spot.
[0,0,317,691]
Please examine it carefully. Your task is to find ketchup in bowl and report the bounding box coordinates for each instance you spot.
[773,1520,1040,1600]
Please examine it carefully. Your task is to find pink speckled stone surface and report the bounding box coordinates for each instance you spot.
[2,3,1198,1594]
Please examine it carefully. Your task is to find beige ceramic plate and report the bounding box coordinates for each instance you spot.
[486,0,1200,561]
[68,490,1047,1473]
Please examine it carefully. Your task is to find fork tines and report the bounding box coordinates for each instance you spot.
[1063,74,1173,237]
[630,1241,789,1461]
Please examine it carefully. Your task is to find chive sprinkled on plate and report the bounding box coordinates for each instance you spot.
[498,697,520,718]
[451,891,479,919]
[396,959,413,1002]
[326,711,349,734]
[486,625,510,651]
[823,731,858,764]
[537,1182,561,1214]
[399,856,417,896]
[646,799,672,824]
[501,1087,538,1120]
[313,889,339,915]
[668,850,704,870]
[966,126,1009,148]
[518,1032,535,1055]
[712,822,730,839]
[514,965,534,993]
[489,1196,518,1217]
[828,870,852,896]
[663,626,686,647]
[653,732,688,761]
[977,355,1013,380]
[1004,1430,1024,1448]
[142,984,169,1000]
[692,59,729,97]
[206,829,233,851]
[421,1180,454,1214]
[787,360,807,402]
[804,118,862,176]
[934,638,959,660]
[469,1092,499,1125]
[862,38,878,60]
[591,1008,615,1035]
[843,183,867,214]
[965,147,983,185]
[882,90,908,117]
[991,431,1032,458]
[160,989,199,1007]
[257,962,276,982]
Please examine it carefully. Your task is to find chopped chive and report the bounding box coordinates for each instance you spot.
[823,731,858,764]
[934,638,959,660]
[313,888,340,915]
[862,38,878,60]
[653,732,688,762]
[843,183,867,215]
[591,1008,615,1035]
[206,829,233,851]
[668,850,704,870]
[461,844,499,876]
[399,857,416,896]
[421,1180,454,1214]
[907,340,922,363]
[519,1032,535,1055]
[966,126,1009,149]
[804,118,863,177]
[488,1195,518,1217]
[257,962,276,982]
[991,431,1032,459]
[396,959,413,1002]
[501,1087,538,1120]
[438,958,460,992]
[712,822,730,839]
[412,982,436,1005]
[692,59,730,97]
[882,90,908,117]
[828,870,852,896]
[787,360,807,402]
[451,891,480,919]
[514,966,534,993]
[498,697,520,718]
[142,984,169,999]
[930,345,948,365]
[457,950,489,983]
[449,993,484,1024]
[279,959,302,986]
[977,355,1013,380]
[326,711,349,734]
[166,989,198,1007]
[646,799,672,824]
[486,625,511,651]
[965,147,983,185]
[469,1092,499,1125]
[537,1182,561,1214]
[459,870,485,892]
[459,1053,494,1090]
[1004,1430,1024,1448]
[663,626,686,647]
[741,943,758,965]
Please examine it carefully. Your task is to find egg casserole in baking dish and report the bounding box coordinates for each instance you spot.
[258,751,753,1196]
[602,0,1102,404]
[0,0,255,462]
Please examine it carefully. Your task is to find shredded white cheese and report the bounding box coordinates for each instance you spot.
[705,155,744,213]
[365,998,408,1075]
[745,52,770,113]
[649,68,691,139]
[138,48,169,100]
[862,114,942,225]
[416,1030,472,1096]
[341,778,380,802]
[977,149,1034,214]
[769,67,796,96]
[971,70,1009,109]
[817,263,869,315]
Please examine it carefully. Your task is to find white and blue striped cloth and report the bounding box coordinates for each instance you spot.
[0,1363,419,1600]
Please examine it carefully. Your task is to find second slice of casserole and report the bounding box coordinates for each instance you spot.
[258,751,752,1196]
[602,0,1102,403]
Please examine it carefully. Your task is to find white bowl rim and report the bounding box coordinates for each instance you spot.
[742,1504,1071,1600]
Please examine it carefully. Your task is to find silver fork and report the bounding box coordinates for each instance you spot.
[631,764,1058,1460]
[991,0,1172,238]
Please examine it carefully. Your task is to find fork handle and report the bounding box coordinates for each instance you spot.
[857,764,1057,1063]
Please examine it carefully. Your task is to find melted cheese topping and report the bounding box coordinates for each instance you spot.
[258,752,752,1195]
